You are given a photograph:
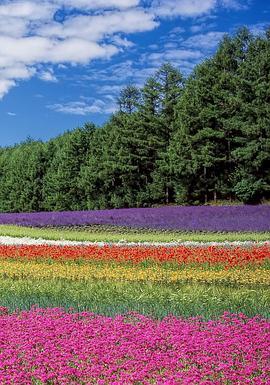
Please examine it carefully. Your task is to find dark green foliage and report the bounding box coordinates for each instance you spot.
[80,112,148,209]
[170,28,270,204]
[147,64,184,204]
[43,124,95,211]
[230,29,270,203]
[0,139,47,212]
[0,28,269,211]
[117,84,141,114]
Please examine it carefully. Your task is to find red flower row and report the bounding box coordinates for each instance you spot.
[0,244,269,267]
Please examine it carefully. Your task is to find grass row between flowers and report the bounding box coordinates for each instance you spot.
[1,277,269,318]
[1,224,270,242]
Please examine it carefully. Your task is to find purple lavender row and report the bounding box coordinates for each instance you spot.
[0,205,269,232]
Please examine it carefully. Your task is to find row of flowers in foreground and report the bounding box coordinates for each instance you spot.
[1,260,269,285]
[0,244,269,267]
[0,308,269,384]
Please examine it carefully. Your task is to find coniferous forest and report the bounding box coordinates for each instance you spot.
[1,27,270,212]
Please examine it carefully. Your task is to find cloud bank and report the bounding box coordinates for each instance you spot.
[0,0,247,99]
[0,0,156,98]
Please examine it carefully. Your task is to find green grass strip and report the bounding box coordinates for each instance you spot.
[0,277,269,319]
[0,225,270,242]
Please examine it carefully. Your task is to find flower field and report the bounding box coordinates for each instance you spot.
[0,309,269,385]
[1,205,270,231]
[0,207,269,384]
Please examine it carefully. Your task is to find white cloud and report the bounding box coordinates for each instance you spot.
[147,49,203,63]
[164,42,179,49]
[85,60,159,85]
[54,0,140,9]
[0,17,28,37]
[220,0,249,10]
[152,0,217,18]
[0,1,157,99]
[97,85,123,95]
[248,23,268,36]
[142,31,224,75]
[0,0,250,99]
[0,65,35,98]
[38,10,157,41]
[0,65,35,80]
[48,99,117,115]
[38,69,57,82]
[152,0,250,18]
[183,31,225,50]
[0,2,53,19]
[110,35,135,48]
[7,112,16,116]
[190,22,217,33]
[170,27,185,34]
[0,79,16,98]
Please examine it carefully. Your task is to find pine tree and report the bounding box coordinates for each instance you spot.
[144,64,184,203]
[43,124,95,211]
[170,29,254,203]
[117,85,141,114]
[0,140,47,212]
[231,29,270,202]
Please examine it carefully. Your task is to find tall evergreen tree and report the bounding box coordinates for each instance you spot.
[117,85,141,114]
[0,140,47,212]
[149,63,184,203]
[231,29,270,202]
[43,124,95,211]
[170,29,254,203]
[79,126,110,209]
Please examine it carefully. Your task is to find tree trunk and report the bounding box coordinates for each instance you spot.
[204,166,208,203]
[165,185,169,205]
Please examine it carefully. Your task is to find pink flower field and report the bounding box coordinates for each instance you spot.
[0,308,269,385]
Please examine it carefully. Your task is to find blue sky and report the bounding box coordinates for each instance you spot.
[0,0,269,146]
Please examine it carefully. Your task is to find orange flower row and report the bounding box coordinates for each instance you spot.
[0,244,269,267]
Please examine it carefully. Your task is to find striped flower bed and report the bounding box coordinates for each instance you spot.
[0,209,269,384]
[0,241,269,316]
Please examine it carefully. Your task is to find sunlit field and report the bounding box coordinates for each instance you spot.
[0,206,269,384]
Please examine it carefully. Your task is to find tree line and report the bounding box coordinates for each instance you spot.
[0,27,269,212]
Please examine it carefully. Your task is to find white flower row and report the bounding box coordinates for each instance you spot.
[0,236,269,248]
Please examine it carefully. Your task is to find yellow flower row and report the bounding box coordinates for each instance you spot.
[0,260,269,285]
